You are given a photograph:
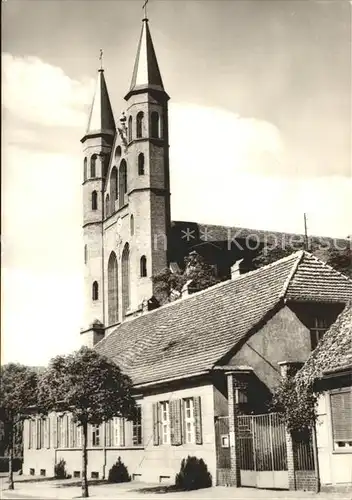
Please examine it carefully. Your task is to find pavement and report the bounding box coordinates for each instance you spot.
[0,475,351,500]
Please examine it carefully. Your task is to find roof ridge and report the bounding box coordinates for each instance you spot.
[303,251,352,282]
[280,250,304,299]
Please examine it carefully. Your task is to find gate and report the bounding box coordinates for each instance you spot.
[215,416,231,485]
[238,413,288,489]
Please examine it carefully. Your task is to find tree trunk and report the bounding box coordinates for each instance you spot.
[8,423,14,490]
[81,422,89,498]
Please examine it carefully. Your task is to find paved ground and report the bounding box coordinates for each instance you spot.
[0,476,351,500]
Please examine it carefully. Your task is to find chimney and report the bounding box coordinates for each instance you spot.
[231,259,244,280]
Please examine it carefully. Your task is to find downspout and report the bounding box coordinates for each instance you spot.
[312,424,320,492]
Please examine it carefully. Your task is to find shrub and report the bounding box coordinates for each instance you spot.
[108,457,131,483]
[54,458,69,479]
[175,456,212,490]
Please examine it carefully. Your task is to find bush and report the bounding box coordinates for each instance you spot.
[0,457,23,473]
[54,458,69,479]
[175,456,212,491]
[108,457,131,483]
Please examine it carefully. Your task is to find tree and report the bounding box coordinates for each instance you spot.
[152,251,220,305]
[0,364,38,490]
[38,346,136,498]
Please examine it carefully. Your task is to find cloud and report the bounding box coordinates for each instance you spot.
[2,52,94,128]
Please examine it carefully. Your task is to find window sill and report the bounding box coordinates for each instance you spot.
[332,448,352,454]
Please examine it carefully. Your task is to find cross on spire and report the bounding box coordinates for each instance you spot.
[99,49,103,70]
[142,0,149,19]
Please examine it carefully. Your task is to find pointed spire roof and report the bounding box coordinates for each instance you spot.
[125,18,168,100]
[82,68,116,142]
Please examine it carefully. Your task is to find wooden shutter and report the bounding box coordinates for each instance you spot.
[43,419,48,449]
[193,396,203,445]
[27,420,31,449]
[53,415,58,449]
[120,418,125,447]
[152,403,160,446]
[170,400,182,446]
[105,421,111,447]
[68,416,74,448]
[331,391,352,441]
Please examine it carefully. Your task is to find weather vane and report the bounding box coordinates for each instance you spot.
[99,49,103,70]
[142,0,149,19]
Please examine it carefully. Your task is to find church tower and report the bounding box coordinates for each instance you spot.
[81,17,171,345]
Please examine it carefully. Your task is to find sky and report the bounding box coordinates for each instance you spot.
[2,0,351,366]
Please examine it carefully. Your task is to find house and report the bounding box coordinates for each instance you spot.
[22,251,352,488]
[296,305,352,491]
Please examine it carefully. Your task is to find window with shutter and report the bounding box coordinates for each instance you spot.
[28,419,34,449]
[76,424,82,449]
[330,390,352,450]
[183,398,195,444]
[69,416,74,448]
[44,418,50,449]
[105,420,112,447]
[160,402,170,444]
[92,424,100,447]
[170,400,182,446]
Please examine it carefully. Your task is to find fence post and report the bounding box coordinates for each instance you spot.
[226,371,241,487]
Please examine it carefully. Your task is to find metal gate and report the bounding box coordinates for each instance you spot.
[238,413,288,489]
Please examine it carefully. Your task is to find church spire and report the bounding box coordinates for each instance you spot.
[82,58,116,142]
[125,18,167,100]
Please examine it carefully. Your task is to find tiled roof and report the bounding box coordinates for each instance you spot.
[95,252,352,387]
[297,304,352,383]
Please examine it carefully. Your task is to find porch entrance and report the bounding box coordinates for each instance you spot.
[238,413,289,489]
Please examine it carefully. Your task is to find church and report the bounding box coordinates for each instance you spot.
[22,16,352,490]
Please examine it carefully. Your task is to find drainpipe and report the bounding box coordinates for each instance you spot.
[312,425,320,493]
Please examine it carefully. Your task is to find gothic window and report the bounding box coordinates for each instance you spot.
[140,255,147,277]
[110,167,118,211]
[119,160,127,207]
[121,243,130,317]
[130,215,134,236]
[108,252,118,325]
[115,146,121,160]
[83,157,87,181]
[138,153,145,175]
[151,111,160,138]
[84,245,88,264]
[92,281,99,301]
[92,191,98,210]
[105,194,110,218]
[136,112,144,138]
[90,154,97,178]
[128,116,132,142]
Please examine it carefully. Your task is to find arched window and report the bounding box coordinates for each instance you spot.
[115,146,121,160]
[90,154,97,178]
[84,245,88,264]
[136,112,144,138]
[119,160,127,207]
[83,157,87,181]
[128,116,132,143]
[110,167,118,212]
[92,281,99,301]
[140,255,147,277]
[92,191,98,210]
[105,194,110,218]
[130,215,134,236]
[121,243,130,317]
[108,252,118,324]
[138,153,145,175]
[151,111,160,138]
